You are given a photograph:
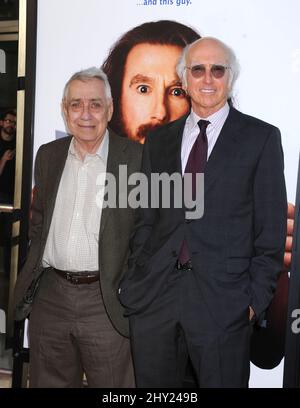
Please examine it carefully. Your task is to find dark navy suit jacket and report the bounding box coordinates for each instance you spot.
[119,107,287,332]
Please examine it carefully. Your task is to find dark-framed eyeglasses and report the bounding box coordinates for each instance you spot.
[185,64,231,79]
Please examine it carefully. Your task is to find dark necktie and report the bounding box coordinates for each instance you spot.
[178,119,210,265]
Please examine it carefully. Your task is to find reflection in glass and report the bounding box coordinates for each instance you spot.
[0,0,19,21]
[0,0,19,380]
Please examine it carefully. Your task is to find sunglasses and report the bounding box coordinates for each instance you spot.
[186,64,231,79]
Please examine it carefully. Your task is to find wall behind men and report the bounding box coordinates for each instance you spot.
[33,0,300,387]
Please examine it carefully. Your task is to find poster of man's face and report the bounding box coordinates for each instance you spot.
[120,43,189,143]
[101,20,200,143]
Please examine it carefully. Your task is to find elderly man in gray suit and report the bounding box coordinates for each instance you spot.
[13,67,142,388]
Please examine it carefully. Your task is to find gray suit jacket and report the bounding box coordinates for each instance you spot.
[14,130,142,337]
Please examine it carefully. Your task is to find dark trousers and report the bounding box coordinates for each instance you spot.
[130,268,251,388]
[29,269,135,388]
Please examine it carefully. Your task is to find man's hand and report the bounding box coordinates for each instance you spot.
[284,202,295,270]
[249,305,255,322]
[0,149,15,175]
[2,149,15,161]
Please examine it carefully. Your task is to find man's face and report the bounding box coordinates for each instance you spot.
[63,78,113,150]
[1,113,16,138]
[185,39,231,118]
[121,43,190,143]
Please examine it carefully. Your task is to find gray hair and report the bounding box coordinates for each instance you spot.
[176,37,240,97]
[62,67,112,102]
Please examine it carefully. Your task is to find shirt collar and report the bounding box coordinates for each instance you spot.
[188,102,230,131]
[69,129,109,163]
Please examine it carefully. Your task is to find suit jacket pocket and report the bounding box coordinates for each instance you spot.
[14,266,45,321]
[226,257,251,276]
[214,257,251,289]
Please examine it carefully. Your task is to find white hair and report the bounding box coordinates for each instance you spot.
[62,67,112,102]
[176,37,240,97]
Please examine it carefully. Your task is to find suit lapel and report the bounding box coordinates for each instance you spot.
[44,138,71,233]
[204,107,242,194]
[164,114,188,175]
[100,130,124,236]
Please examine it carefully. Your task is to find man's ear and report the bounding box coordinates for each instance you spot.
[61,100,68,120]
[181,77,188,95]
[108,99,114,122]
[61,100,70,133]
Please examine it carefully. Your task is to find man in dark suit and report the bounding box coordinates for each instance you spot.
[13,67,142,387]
[119,37,287,387]
[0,110,16,278]
[0,110,16,203]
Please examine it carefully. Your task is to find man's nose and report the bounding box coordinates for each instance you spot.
[80,104,93,119]
[151,91,168,122]
[203,68,213,84]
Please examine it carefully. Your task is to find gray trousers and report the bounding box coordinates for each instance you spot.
[29,269,134,388]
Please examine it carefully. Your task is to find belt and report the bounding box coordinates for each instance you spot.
[52,268,100,284]
[176,260,193,270]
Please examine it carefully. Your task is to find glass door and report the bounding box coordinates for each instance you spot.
[0,0,19,382]
[0,0,37,387]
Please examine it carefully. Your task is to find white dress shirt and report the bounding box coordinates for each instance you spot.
[181,102,230,173]
[42,131,109,272]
